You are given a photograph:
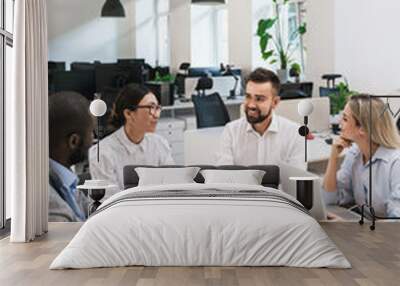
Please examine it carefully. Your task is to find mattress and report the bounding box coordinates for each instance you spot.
[50,183,351,269]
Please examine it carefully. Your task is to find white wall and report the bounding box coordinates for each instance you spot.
[334,0,400,95]
[228,0,252,74]
[304,0,335,92]
[47,0,135,68]
[306,0,400,102]
[169,0,191,72]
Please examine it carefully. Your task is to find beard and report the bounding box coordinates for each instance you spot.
[245,106,272,125]
[69,143,88,166]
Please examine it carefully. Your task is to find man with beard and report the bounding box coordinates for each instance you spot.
[216,68,305,169]
[49,91,94,221]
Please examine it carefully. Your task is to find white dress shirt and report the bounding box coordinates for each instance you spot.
[89,127,174,194]
[216,114,306,170]
[336,144,400,217]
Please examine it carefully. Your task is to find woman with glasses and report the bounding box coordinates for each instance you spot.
[324,94,400,218]
[89,83,174,195]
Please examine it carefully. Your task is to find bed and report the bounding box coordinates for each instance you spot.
[50,165,350,269]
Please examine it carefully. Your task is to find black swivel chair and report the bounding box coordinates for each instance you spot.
[175,63,191,97]
[319,74,342,97]
[192,76,230,129]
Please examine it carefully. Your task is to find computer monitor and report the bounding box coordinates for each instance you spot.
[48,61,65,72]
[117,58,145,65]
[49,70,96,100]
[280,82,313,99]
[116,61,147,83]
[70,62,95,71]
[184,76,242,100]
[95,63,145,92]
[188,67,222,77]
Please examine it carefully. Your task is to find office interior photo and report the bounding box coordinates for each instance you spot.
[1,0,400,285]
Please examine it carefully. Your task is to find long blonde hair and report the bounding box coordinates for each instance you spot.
[348,94,400,149]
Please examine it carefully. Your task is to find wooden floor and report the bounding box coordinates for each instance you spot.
[1,222,399,286]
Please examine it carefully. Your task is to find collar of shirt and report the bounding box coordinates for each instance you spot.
[357,145,392,168]
[49,159,78,193]
[245,112,279,136]
[115,126,147,155]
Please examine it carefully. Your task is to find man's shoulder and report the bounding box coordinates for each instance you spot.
[275,114,300,129]
[224,117,247,132]
[48,184,78,222]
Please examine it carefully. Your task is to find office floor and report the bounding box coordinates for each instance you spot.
[0,222,399,286]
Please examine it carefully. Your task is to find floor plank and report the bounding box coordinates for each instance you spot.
[0,222,399,286]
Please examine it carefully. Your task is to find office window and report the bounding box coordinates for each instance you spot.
[1,0,14,229]
[252,0,305,71]
[136,0,170,67]
[191,5,228,67]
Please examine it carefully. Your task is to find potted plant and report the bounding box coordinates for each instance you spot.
[328,81,357,133]
[146,71,176,106]
[256,0,306,82]
[329,81,357,115]
[289,63,301,83]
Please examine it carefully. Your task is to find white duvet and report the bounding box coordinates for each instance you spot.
[50,183,351,269]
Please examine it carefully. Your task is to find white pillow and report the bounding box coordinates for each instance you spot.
[135,167,201,186]
[200,169,266,185]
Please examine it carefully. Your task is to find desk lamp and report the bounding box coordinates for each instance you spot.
[221,64,239,99]
[290,99,316,211]
[298,99,314,162]
[89,98,107,162]
[77,97,115,215]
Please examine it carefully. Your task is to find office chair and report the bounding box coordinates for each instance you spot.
[320,74,342,97]
[175,63,191,97]
[192,76,230,129]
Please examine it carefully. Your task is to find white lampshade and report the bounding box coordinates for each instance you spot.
[298,100,314,117]
[89,99,107,117]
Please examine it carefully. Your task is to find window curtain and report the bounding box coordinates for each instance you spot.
[8,0,49,242]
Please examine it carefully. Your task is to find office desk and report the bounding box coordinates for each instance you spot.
[161,96,244,120]
[163,96,244,111]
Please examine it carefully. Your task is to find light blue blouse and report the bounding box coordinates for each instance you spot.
[336,145,400,217]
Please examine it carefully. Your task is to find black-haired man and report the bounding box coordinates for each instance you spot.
[216,68,305,169]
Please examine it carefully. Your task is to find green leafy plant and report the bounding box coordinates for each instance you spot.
[329,82,357,115]
[256,0,306,70]
[289,62,301,76]
[154,71,175,83]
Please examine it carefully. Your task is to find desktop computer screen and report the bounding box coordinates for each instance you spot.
[49,70,96,100]
[95,62,145,92]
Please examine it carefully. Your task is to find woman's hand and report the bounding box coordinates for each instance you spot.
[331,136,352,156]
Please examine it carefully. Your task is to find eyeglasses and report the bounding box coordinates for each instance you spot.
[131,104,163,116]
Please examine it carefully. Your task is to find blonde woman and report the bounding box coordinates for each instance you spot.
[324,94,400,217]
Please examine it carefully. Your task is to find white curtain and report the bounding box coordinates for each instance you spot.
[8,0,49,242]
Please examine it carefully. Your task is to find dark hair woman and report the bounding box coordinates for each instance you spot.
[89,83,174,194]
